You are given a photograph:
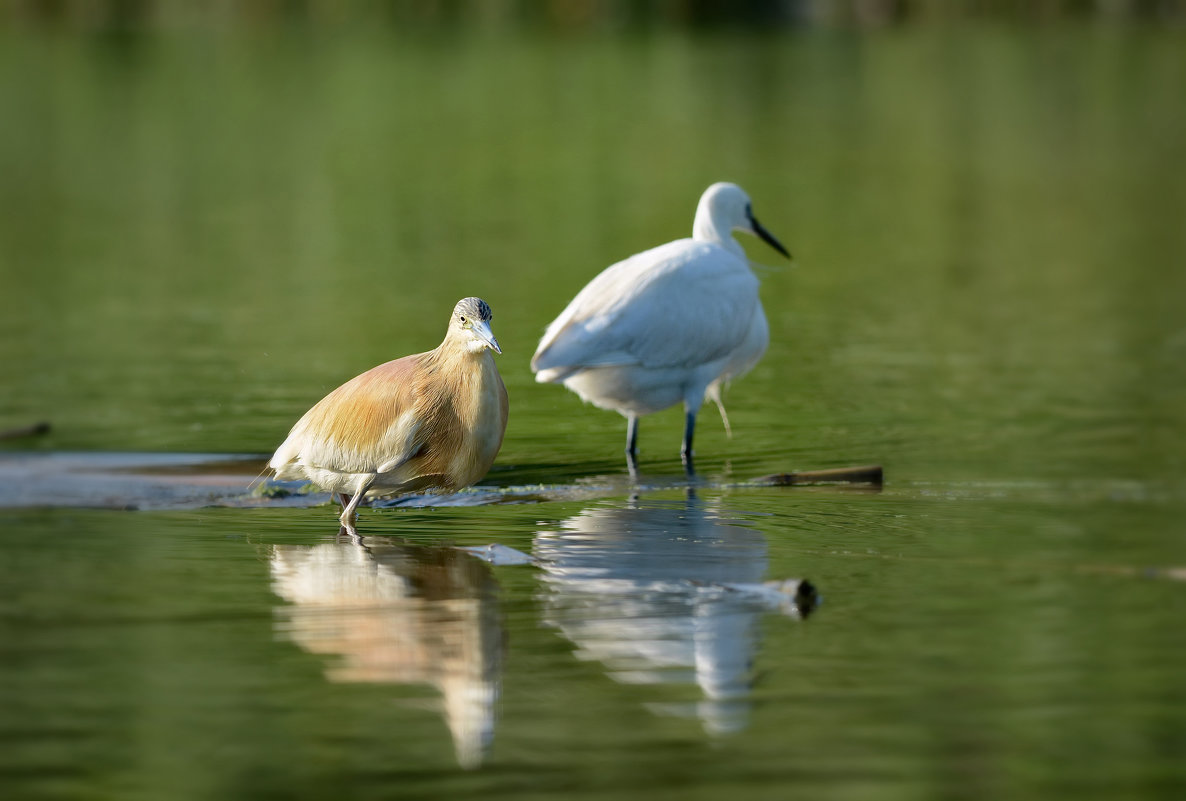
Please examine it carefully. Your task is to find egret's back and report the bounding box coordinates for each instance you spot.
[532,239,760,382]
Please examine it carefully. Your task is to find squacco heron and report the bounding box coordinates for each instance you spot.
[530,182,789,473]
[270,297,508,532]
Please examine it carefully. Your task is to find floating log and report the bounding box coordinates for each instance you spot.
[755,464,883,487]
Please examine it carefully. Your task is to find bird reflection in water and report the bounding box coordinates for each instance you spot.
[270,537,504,769]
[535,490,815,735]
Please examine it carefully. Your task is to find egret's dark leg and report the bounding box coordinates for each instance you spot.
[625,415,640,478]
[681,410,697,475]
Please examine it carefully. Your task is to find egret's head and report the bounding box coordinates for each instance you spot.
[452,297,501,354]
[695,182,790,259]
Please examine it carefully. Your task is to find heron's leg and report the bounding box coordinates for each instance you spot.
[338,475,376,533]
[681,410,697,475]
[336,494,353,538]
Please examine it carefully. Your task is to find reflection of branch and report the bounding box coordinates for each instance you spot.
[270,539,504,769]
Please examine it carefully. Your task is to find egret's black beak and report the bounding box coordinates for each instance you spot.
[750,214,791,259]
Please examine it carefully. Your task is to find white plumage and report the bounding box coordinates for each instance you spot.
[531,182,789,470]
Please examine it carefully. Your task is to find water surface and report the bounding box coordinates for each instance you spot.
[2,17,1185,801]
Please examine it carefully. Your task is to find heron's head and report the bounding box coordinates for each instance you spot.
[695,182,790,259]
[452,297,501,355]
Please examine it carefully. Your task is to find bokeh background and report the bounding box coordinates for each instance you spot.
[2,0,1183,480]
[2,2,1185,800]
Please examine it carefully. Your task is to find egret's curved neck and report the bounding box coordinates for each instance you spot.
[692,208,745,257]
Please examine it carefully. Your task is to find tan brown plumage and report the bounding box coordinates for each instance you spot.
[269,297,508,532]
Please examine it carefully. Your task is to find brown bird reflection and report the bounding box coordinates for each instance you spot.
[270,538,504,769]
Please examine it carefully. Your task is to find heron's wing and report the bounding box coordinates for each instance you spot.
[532,240,760,373]
[270,354,427,475]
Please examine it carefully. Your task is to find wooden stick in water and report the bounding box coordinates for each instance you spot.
[755,464,883,487]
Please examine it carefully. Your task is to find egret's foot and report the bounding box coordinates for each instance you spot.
[681,410,697,476]
[625,449,640,480]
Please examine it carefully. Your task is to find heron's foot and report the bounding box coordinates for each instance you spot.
[681,448,696,476]
[337,517,363,543]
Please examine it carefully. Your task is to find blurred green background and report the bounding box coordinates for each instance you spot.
[2,3,1185,800]
[2,0,1183,482]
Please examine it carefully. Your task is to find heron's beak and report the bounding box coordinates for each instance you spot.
[473,319,502,354]
[750,215,791,259]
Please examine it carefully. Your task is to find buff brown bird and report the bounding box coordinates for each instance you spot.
[269,297,508,532]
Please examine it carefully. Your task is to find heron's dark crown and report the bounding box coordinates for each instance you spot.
[455,297,493,322]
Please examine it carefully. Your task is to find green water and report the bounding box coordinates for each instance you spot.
[2,17,1186,801]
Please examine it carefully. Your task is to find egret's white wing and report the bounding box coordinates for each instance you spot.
[532,239,760,374]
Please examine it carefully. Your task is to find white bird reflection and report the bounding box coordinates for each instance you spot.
[535,491,815,735]
[270,538,503,769]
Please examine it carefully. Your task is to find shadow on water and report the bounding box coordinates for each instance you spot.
[534,489,816,735]
[269,537,505,770]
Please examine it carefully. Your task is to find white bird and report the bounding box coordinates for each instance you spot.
[531,182,789,472]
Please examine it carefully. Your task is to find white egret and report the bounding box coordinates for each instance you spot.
[531,182,789,472]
